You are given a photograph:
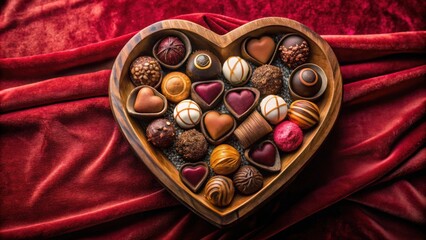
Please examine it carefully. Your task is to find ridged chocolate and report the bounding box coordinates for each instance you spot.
[288,100,320,129]
[204,176,235,207]
[233,165,263,195]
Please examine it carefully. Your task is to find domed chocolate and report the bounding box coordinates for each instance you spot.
[186,50,221,82]
[290,67,322,98]
[251,65,283,96]
[154,36,186,66]
[146,118,175,148]
[260,95,288,125]
[161,72,191,103]
[173,100,202,129]
[210,144,241,175]
[278,35,310,68]
[222,56,251,86]
[130,56,162,87]
[204,175,234,207]
[233,165,263,195]
[288,100,320,129]
[176,129,208,162]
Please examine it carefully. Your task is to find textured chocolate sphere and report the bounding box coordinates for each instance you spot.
[210,144,241,175]
[130,56,162,87]
[290,67,322,98]
[176,129,208,162]
[204,176,235,207]
[233,165,263,195]
[155,36,186,66]
[186,50,221,82]
[146,118,175,148]
[288,100,320,129]
[278,35,310,68]
[161,72,191,103]
[251,65,283,96]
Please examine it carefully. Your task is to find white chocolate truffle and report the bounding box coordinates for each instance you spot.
[260,95,288,125]
[222,56,251,86]
[173,100,202,129]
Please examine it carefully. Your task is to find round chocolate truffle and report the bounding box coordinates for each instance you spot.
[260,95,288,125]
[210,144,241,175]
[278,35,310,69]
[288,100,320,129]
[204,175,235,207]
[290,67,322,98]
[222,56,251,86]
[146,118,175,148]
[251,65,283,96]
[186,50,221,82]
[176,129,208,162]
[154,36,186,66]
[273,121,303,152]
[161,72,191,103]
[173,100,202,129]
[130,56,162,87]
[233,165,263,195]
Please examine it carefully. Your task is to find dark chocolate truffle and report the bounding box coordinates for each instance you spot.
[251,65,283,95]
[130,56,162,87]
[146,118,175,148]
[278,35,310,69]
[233,165,263,195]
[154,36,186,66]
[290,67,322,98]
[176,129,208,162]
[186,50,221,82]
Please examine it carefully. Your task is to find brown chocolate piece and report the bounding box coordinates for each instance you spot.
[154,36,186,66]
[146,118,175,148]
[251,65,283,96]
[278,35,310,69]
[134,87,164,113]
[233,165,263,195]
[290,67,322,98]
[176,129,208,162]
[246,36,276,64]
[186,50,221,81]
[130,56,162,87]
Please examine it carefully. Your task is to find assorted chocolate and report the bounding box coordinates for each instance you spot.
[126,31,328,208]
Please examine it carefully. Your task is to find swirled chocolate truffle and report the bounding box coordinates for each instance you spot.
[233,165,263,195]
[130,56,162,87]
[278,35,310,69]
[204,175,235,207]
[186,50,221,81]
[210,144,241,175]
[251,65,283,96]
[146,118,175,148]
[176,129,208,162]
[290,67,322,98]
[154,36,186,66]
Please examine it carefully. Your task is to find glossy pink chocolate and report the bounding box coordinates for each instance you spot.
[225,90,255,115]
[195,82,223,104]
[181,165,207,188]
[249,142,276,166]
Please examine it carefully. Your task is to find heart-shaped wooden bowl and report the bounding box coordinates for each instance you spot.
[109,17,342,227]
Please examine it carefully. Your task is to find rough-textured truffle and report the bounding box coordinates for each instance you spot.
[251,65,283,96]
[278,35,310,69]
[146,118,175,148]
[176,129,208,162]
[233,165,263,195]
[130,56,162,87]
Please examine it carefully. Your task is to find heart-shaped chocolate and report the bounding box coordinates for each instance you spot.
[111,18,342,227]
[245,140,281,172]
[180,162,209,193]
[245,36,276,64]
[134,87,164,113]
[224,87,260,121]
[191,80,225,110]
[203,111,235,141]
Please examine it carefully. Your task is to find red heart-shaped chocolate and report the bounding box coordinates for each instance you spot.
[195,82,222,104]
[250,142,276,166]
[225,90,255,115]
[180,162,209,193]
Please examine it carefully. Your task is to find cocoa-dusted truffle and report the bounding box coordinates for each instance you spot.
[130,56,162,87]
[278,35,310,69]
[146,118,175,148]
[154,36,186,66]
[176,129,208,162]
[233,165,263,195]
[251,65,283,96]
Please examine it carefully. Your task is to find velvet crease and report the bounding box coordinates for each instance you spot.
[1,1,425,239]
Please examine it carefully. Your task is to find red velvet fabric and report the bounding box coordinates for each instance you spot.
[1,1,425,239]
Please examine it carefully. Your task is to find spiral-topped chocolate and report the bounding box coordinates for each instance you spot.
[288,100,320,129]
[204,176,235,207]
[290,67,322,98]
[210,144,241,175]
[233,165,263,195]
